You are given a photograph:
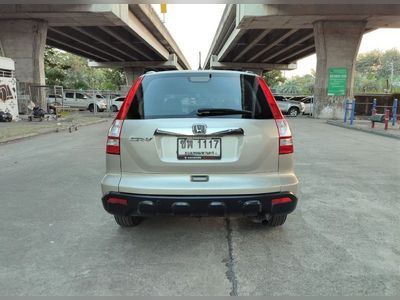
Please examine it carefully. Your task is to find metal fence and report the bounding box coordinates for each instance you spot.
[16,82,128,115]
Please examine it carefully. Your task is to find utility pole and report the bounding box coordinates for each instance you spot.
[198,51,202,70]
[390,61,394,92]
[160,3,167,24]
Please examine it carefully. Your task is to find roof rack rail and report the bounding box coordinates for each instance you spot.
[145,71,157,75]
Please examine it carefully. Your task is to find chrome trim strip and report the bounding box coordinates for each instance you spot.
[154,128,244,137]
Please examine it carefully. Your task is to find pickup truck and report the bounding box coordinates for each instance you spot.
[47,91,107,112]
[274,96,305,117]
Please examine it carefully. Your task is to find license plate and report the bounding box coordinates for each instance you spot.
[177,138,221,160]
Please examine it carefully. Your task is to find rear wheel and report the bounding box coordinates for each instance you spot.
[114,215,143,227]
[266,214,287,227]
[288,107,299,117]
[111,105,118,112]
[88,104,94,112]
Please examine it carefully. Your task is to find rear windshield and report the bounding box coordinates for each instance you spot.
[126,73,273,119]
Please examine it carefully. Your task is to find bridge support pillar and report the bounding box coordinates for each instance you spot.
[0,20,48,109]
[124,68,145,86]
[313,21,366,119]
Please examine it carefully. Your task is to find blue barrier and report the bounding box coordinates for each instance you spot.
[350,99,356,126]
[344,99,356,125]
[392,99,398,127]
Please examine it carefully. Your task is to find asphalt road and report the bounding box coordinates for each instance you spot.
[0,118,399,296]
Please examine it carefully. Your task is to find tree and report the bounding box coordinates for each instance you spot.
[276,74,315,95]
[44,46,71,87]
[263,70,286,88]
[44,46,126,91]
[355,48,400,93]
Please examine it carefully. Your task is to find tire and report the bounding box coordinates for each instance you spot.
[114,215,143,227]
[111,105,118,112]
[88,104,94,112]
[267,214,287,227]
[288,107,300,117]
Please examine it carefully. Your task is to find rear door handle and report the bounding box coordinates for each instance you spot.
[154,128,244,137]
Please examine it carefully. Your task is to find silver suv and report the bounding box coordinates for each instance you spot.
[101,71,299,227]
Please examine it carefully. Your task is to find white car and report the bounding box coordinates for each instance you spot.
[110,96,125,112]
[301,96,314,115]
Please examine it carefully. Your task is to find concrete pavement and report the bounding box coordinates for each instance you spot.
[327,119,400,140]
[0,118,399,295]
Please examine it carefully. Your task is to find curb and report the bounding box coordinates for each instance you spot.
[0,119,110,145]
[326,120,400,140]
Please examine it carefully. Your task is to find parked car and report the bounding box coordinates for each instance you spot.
[301,96,314,115]
[274,95,305,117]
[110,96,125,112]
[47,91,107,112]
[101,70,299,228]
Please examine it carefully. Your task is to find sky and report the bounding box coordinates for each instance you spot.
[153,4,400,77]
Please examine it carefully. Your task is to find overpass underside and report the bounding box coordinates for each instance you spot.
[217,28,315,66]
[205,3,400,119]
[0,4,189,107]
[47,26,165,66]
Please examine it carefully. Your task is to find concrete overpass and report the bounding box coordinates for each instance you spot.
[0,4,190,107]
[204,2,400,118]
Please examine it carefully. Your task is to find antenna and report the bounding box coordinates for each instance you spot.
[198,51,202,70]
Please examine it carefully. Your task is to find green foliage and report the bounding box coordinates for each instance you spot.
[44,46,126,91]
[264,70,315,95]
[263,70,286,88]
[266,49,400,95]
[279,74,315,95]
[355,48,400,93]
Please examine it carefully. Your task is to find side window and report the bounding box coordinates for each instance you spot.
[126,85,144,119]
[116,97,125,102]
[65,93,74,98]
[76,93,86,99]
[241,76,273,119]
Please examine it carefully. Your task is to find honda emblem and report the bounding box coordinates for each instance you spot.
[192,124,207,135]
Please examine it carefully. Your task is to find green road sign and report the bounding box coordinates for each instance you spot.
[327,67,348,96]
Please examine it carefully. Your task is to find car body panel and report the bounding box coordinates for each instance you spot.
[102,172,298,195]
[119,118,279,174]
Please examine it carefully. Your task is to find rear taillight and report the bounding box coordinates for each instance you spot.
[257,77,294,155]
[276,119,294,155]
[272,197,292,205]
[107,197,128,205]
[106,76,143,155]
[106,119,123,155]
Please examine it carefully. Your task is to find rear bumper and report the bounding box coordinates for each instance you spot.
[102,192,298,217]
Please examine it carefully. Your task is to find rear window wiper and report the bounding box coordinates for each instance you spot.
[197,108,253,117]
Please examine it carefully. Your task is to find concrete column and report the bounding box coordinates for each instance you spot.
[313,21,366,119]
[124,67,145,86]
[0,20,48,108]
